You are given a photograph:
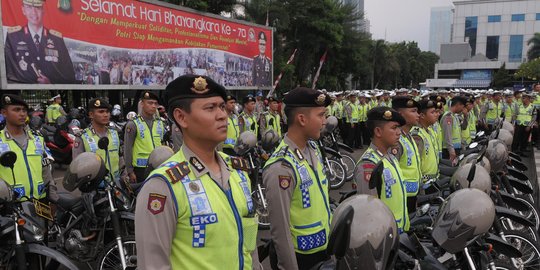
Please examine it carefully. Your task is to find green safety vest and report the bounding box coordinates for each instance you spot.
[468,111,477,139]
[357,103,369,122]
[265,140,332,254]
[533,95,540,109]
[333,102,344,118]
[397,134,422,196]
[264,112,282,137]
[240,112,258,137]
[504,102,515,120]
[441,112,462,149]
[326,105,334,117]
[411,126,439,182]
[46,104,62,123]
[345,102,359,124]
[461,116,471,146]
[429,124,442,159]
[516,104,534,126]
[359,147,409,233]
[224,115,240,149]
[486,101,503,124]
[81,127,120,181]
[147,149,257,270]
[0,130,46,201]
[132,116,164,168]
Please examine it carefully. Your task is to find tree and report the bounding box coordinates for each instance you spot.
[527,33,540,61]
[515,58,540,81]
[491,63,512,88]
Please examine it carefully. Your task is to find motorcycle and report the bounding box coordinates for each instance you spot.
[39,116,74,165]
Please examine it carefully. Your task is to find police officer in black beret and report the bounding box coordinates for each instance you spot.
[72,98,121,182]
[124,91,164,183]
[260,95,282,138]
[240,95,259,137]
[223,94,240,155]
[135,75,260,270]
[263,87,332,270]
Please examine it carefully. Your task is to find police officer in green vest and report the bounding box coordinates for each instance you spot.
[344,92,360,148]
[390,96,422,211]
[263,87,332,270]
[358,93,370,147]
[135,75,259,270]
[440,96,468,164]
[531,84,540,150]
[240,95,259,138]
[124,91,164,183]
[0,94,55,201]
[511,93,537,157]
[461,97,475,147]
[353,107,409,233]
[260,96,282,138]
[334,92,346,139]
[223,95,240,156]
[72,98,121,181]
[480,91,503,131]
[45,94,66,124]
[411,100,440,184]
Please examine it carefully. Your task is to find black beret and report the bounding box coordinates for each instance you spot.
[1,94,28,109]
[226,94,237,101]
[88,98,111,110]
[367,107,406,126]
[283,87,331,108]
[140,91,159,101]
[243,95,255,104]
[267,96,280,103]
[165,75,227,103]
[429,95,446,105]
[451,96,468,106]
[392,96,419,110]
[418,100,436,111]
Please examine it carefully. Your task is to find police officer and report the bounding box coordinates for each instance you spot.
[441,96,468,163]
[255,90,266,116]
[357,93,370,147]
[4,0,75,84]
[45,94,66,124]
[72,98,121,181]
[512,93,537,157]
[344,92,360,148]
[263,87,331,270]
[260,96,282,138]
[353,107,409,233]
[391,97,422,211]
[135,75,259,269]
[223,95,240,155]
[532,84,540,150]
[252,32,271,87]
[480,91,503,130]
[461,97,476,146]
[240,95,259,137]
[0,94,55,201]
[124,91,164,183]
[411,100,440,185]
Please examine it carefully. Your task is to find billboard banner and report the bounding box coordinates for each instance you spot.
[1,0,273,89]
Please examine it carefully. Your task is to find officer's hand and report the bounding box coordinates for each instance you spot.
[37,74,51,84]
[526,126,531,132]
[129,172,137,183]
[449,152,457,165]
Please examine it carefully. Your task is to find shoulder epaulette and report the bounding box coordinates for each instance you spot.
[231,156,250,171]
[49,29,62,38]
[308,140,318,150]
[165,161,190,184]
[7,26,21,33]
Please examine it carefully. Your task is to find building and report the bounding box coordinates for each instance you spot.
[428,0,540,89]
[340,0,370,33]
[429,6,454,55]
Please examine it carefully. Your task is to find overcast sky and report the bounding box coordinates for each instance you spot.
[365,0,454,51]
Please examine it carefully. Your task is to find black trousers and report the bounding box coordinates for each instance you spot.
[512,125,531,153]
[359,121,370,146]
[338,119,348,141]
[270,248,329,270]
[134,167,147,183]
[346,123,360,148]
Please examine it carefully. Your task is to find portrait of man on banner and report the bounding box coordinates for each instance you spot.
[4,0,76,84]
[252,31,271,87]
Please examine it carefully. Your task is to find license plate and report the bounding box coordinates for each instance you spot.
[33,199,54,221]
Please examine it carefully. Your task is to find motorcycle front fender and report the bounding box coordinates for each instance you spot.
[27,243,81,269]
[485,233,522,258]
[495,206,535,228]
[337,142,353,153]
[324,147,342,158]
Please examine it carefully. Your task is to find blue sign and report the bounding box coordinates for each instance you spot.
[462,70,492,80]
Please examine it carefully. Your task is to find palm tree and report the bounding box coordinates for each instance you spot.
[527,33,540,61]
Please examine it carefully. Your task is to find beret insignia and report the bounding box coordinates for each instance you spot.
[383,110,392,120]
[191,76,209,94]
[315,94,326,106]
[406,100,414,107]
[94,99,101,107]
[4,96,11,104]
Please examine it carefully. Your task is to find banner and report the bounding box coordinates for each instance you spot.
[1,0,273,89]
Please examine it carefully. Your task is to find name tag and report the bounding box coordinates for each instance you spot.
[190,213,218,226]
[383,168,396,186]
[136,158,148,167]
[0,143,10,153]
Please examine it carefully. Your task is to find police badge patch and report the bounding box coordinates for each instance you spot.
[147,193,166,215]
[279,175,291,190]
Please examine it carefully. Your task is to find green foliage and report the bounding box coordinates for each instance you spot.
[527,33,540,61]
[491,63,513,88]
[515,58,540,81]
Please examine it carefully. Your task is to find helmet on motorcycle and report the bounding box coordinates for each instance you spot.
[497,129,513,149]
[322,116,338,136]
[501,121,514,135]
[0,179,13,203]
[451,163,491,193]
[69,108,80,119]
[113,104,121,110]
[126,111,137,121]
[460,153,491,172]
[63,152,107,192]
[432,188,495,254]
[261,129,280,152]
[331,195,399,270]
[29,116,43,131]
[485,139,508,173]
[234,131,257,156]
[147,146,175,171]
[56,116,68,129]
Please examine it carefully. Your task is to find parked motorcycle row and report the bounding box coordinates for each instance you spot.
[0,110,539,269]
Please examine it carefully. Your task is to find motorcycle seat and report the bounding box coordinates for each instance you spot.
[54,192,81,210]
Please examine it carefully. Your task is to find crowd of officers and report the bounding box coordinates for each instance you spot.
[1,79,540,270]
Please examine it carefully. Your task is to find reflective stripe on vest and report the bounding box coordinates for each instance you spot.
[516,104,534,126]
[81,128,120,181]
[398,134,421,196]
[0,130,45,201]
[147,150,256,270]
[359,148,409,233]
[412,127,439,182]
[241,113,258,137]
[224,115,240,149]
[265,141,332,254]
[132,117,164,167]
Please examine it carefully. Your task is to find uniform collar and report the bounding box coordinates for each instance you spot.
[283,134,317,164]
[2,127,32,141]
[87,124,109,136]
[181,145,231,180]
[368,142,387,157]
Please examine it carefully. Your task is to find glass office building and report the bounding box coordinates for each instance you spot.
[429,6,454,55]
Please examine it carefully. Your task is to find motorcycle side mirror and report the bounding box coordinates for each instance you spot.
[458,154,465,161]
[476,131,485,137]
[0,151,17,169]
[327,205,354,258]
[468,142,478,149]
[417,204,430,217]
[98,137,109,151]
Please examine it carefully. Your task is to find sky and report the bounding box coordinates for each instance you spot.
[365,0,454,51]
